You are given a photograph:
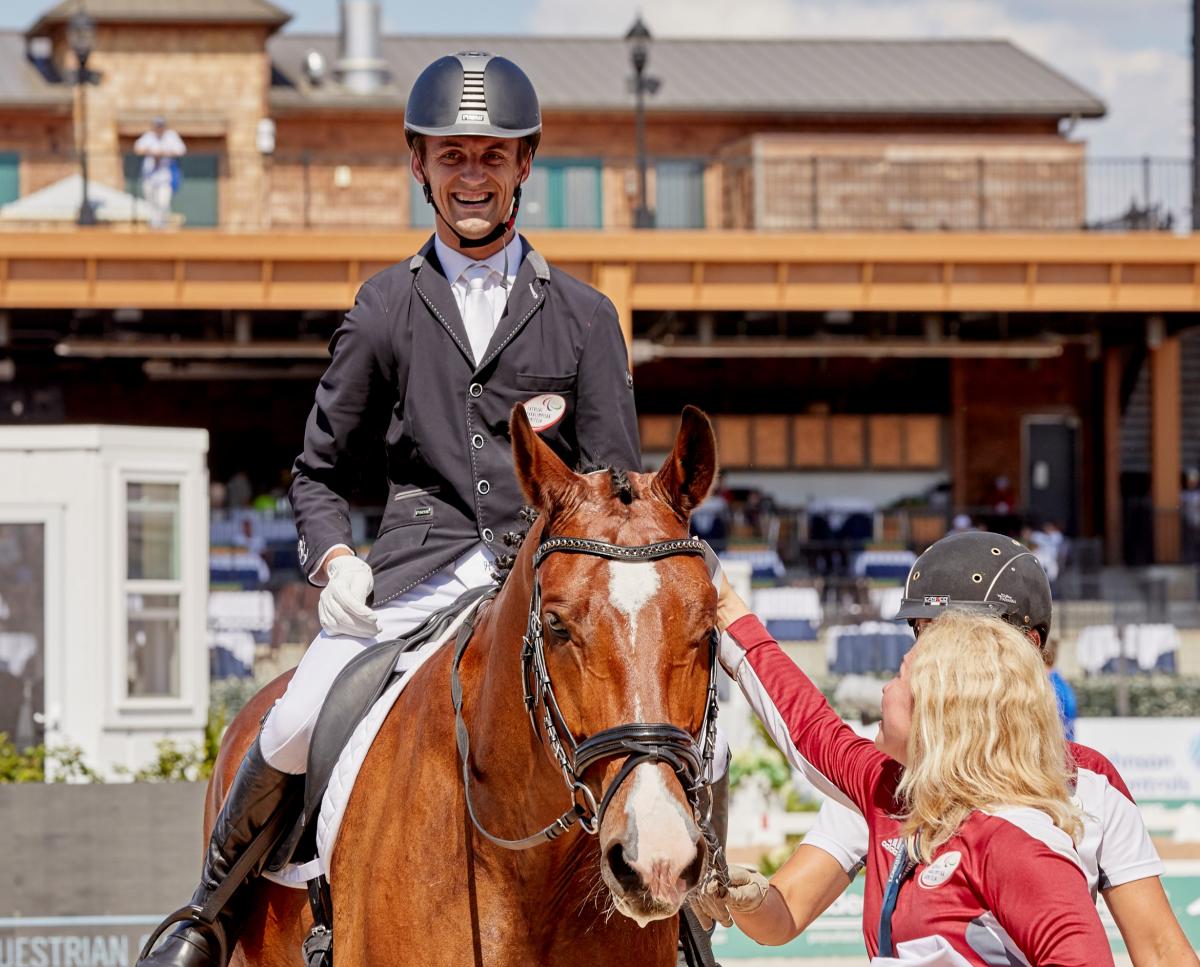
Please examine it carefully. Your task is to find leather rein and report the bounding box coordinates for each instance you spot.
[450,534,728,888]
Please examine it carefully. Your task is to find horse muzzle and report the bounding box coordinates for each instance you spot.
[598,762,707,926]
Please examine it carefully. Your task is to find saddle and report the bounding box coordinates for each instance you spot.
[266,584,495,876]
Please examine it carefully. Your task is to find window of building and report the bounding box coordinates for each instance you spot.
[125,481,181,698]
[0,521,46,749]
[655,160,706,229]
[123,153,220,228]
[522,159,602,229]
[410,174,436,228]
[0,153,19,206]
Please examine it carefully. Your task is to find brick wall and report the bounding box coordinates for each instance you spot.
[722,132,1086,231]
[45,22,273,229]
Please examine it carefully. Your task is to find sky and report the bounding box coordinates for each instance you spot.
[6,0,1192,157]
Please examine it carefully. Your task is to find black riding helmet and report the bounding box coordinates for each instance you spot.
[405,52,541,248]
[895,530,1053,645]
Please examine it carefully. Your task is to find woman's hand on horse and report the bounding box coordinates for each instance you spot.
[690,864,770,930]
[716,574,751,632]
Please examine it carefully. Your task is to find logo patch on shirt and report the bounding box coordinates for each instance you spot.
[924,595,950,607]
[881,837,905,857]
[523,393,567,433]
[918,850,962,889]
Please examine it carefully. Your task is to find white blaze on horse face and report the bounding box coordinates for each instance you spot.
[607,560,660,718]
[618,763,700,922]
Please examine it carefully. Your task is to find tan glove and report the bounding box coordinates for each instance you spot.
[689,864,770,930]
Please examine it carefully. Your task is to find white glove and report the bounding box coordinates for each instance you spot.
[318,555,381,639]
[689,864,769,930]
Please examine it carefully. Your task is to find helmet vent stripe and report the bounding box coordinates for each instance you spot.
[460,71,488,109]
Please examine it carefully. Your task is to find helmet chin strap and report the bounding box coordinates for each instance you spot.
[423,184,522,250]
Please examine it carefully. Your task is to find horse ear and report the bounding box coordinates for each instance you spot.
[510,403,580,512]
[652,405,717,519]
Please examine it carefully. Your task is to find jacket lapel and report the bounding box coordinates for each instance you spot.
[410,239,476,369]
[477,236,548,372]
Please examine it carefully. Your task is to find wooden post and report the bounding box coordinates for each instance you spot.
[1103,347,1123,565]
[1150,331,1182,562]
[594,262,634,363]
[950,359,968,510]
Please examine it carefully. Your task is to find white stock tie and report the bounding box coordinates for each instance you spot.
[462,264,494,365]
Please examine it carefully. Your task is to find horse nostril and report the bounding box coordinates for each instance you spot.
[605,844,643,895]
[680,841,705,889]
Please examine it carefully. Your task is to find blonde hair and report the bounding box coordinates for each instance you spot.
[894,610,1081,862]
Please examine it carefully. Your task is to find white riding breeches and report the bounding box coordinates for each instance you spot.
[260,545,496,773]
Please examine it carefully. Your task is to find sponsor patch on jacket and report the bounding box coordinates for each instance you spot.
[924,595,950,607]
[918,850,962,889]
[297,536,309,567]
[523,393,567,432]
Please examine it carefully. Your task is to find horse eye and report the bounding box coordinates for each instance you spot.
[544,612,570,640]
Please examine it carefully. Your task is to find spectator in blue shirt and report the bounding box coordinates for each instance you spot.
[1044,638,1077,740]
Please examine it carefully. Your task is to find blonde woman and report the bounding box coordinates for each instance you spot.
[706,592,1112,965]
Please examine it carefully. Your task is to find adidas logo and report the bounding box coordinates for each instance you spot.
[882,837,904,857]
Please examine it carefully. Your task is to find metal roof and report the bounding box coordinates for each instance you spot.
[28,0,291,35]
[0,32,71,109]
[268,34,1105,119]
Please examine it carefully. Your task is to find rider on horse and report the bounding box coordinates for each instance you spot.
[139,52,641,966]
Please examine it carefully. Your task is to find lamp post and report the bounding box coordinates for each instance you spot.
[68,9,97,226]
[625,16,659,229]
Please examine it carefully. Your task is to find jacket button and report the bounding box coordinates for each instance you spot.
[472,433,485,449]
[477,479,490,495]
[468,383,483,398]
[482,527,494,543]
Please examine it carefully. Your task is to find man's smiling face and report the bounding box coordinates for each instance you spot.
[411,135,531,253]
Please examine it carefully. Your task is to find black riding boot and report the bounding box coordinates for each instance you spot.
[138,737,301,966]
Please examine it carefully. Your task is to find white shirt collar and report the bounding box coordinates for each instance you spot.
[434,232,523,286]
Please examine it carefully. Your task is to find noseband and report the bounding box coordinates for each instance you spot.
[450,534,727,886]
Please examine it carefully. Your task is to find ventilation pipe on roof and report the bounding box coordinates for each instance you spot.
[335,0,389,95]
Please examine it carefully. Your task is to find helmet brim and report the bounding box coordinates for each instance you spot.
[893,599,1014,622]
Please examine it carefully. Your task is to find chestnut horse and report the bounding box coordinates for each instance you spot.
[207,405,720,966]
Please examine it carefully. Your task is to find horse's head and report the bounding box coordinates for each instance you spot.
[511,403,718,927]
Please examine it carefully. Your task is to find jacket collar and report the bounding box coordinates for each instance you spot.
[410,234,549,374]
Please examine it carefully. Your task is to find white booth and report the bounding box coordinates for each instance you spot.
[0,425,208,778]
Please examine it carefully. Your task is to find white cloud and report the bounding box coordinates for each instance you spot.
[526,0,1188,157]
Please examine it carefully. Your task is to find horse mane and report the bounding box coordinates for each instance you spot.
[490,465,635,584]
[576,462,636,505]
[490,505,539,585]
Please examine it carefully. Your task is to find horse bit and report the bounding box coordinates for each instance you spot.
[450,534,730,892]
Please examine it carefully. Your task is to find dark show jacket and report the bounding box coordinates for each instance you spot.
[290,234,641,606]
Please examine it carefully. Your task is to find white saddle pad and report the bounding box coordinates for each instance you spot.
[263,607,473,887]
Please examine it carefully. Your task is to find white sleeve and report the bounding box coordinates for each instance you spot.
[803,797,870,875]
[1091,774,1164,889]
[133,131,152,152]
[167,131,187,155]
[721,630,861,813]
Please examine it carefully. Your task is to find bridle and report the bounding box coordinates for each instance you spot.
[450,533,728,889]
